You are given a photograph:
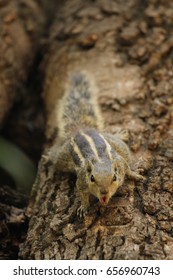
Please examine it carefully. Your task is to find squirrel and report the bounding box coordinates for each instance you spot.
[51,71,144,217]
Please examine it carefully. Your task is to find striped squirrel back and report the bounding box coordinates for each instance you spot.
[70,129,115,168]
[57,72,103,141]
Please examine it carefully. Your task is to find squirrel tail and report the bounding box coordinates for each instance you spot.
[57,71,103,140]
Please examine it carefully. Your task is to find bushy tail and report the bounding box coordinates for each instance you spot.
[57,71,103,140]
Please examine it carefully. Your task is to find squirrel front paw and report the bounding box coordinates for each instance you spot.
[77,205,88,218]
[115,128,129,142]
[129,171,145,181]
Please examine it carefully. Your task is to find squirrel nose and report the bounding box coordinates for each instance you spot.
[100,189,108,195]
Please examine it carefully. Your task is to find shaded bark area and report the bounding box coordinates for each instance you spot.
[0,0,58,260]
[0,186,28,259]
[0,0,46,128]
[20,0,173,259]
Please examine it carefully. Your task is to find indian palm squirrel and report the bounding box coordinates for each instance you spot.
[51,72,144,217]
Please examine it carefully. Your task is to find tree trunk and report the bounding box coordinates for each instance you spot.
[20,0,173,259]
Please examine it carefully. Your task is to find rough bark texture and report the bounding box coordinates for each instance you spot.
[0,186,28,259]
[20,0,173,259]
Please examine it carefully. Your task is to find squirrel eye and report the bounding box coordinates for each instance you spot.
[90,175,95,182]
[113,174,117,181]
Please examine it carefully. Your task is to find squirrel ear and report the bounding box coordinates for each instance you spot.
[86,156,97,172]
[86,160,93,173]
[113,155,126,173]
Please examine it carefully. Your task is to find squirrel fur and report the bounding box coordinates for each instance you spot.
[52,71,144,217]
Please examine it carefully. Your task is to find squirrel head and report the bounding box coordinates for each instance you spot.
[80,156,126,206]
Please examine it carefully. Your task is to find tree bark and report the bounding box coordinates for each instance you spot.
[20,0,173,259]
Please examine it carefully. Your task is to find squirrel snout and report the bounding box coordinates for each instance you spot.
[100,189,108,195]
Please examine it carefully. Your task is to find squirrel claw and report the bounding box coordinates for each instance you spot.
[135,174,146,182]
[137,174,146,181]
[77,205,88,218]
[115,128,129,142]
[134,173,145,181]
[128,171,145,182]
